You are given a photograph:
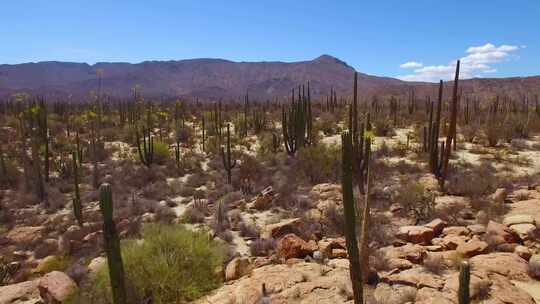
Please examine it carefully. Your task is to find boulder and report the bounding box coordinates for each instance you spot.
[87,257,106,276]
[467,224,486,235]
[6,226,45,247]
[0,280,39,304]
[442,226,469,236]
[381,243,427,264]
[317,238,346,257]
[331,248,347,259]
[248,186,275,210]
[492,188,508,204]
[382,267,445,289]
[515,245,532,260]
[470,253,529,280]
[503,214,535,226]
[38,271,78,303]
[456,239,489,258]
[529,254,540,278]
[486,221,518,245]
[510,223,536,241]
[373,283,418,304]
[397,226,434,245]
[225,257,253,281]
[261,218,306,240]
[276,234,317,260]
[424,218,447,236]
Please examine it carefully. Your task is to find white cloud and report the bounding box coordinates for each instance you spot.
[397,43,524,82]
[400,61,423,68]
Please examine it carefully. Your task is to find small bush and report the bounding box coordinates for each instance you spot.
[296,144,341,184]
[239,222,259,238]
[88,224,225,304]
[395,181,435,223]
[250,238,276,256]
[182,207,206,224]
[34,255,72,274]
[152,141,170,164]
[447,162,500,197]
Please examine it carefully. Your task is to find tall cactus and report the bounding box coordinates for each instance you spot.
[99,183,127,304]
[136,127,154,167]
[72,151,83,226]
[175,139,181,169]
[458,261,470,304]
[0,150,7,186]
[429,80,444,176]
[441,60,460,189]
[221,123,236,184]
[341,131,363,303]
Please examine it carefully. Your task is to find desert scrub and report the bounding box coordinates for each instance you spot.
[83,223,225,304]
[296,144,341,184]
[152,140,170,164]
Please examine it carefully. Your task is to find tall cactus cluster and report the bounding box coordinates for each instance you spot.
[99,183,127,304]
[136,127,154,167]
[426,60,460,190]
[281,83,313,156]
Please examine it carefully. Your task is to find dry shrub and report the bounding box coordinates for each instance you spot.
[239,221,259,238]
[394,180,435,223]
[182,207,205,224]
[296,144,341,184]
[323,203,345,236]
[141,180,171,200]
[423,253,446,275]
[447,162,500,197]
[249,238,276,256]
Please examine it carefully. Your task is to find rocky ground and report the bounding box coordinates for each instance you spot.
[2,126,540,304]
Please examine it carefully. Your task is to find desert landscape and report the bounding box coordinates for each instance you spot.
[2,2,540,304]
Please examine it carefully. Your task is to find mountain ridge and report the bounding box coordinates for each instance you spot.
[0,55,539,100]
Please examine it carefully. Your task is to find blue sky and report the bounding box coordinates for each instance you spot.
[1,0,538,81]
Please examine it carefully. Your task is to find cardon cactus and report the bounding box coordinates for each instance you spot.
[341,131,363,303]
[99,183,127,304]
[72,151,83,226]
[458,260,470,304]
[221,123,236,184]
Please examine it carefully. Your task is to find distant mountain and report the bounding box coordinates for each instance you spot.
[0,55,539,101]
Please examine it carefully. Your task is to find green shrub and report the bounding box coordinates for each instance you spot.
[153,141,170,164]
[296,144,341,184]
[78,223,225,304]
[34,255,72,274]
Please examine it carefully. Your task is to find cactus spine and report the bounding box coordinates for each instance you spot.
[136,127,154,167]
[458,261,470,304]
[99,183,127,304]
[221,123,236,184]
[72,151,83,226]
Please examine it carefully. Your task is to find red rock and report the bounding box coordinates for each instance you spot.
[424,218,447,236]
[276,234,317,259]
[442,226,469,236]
[486,221,518,245]
[397,226,434,244]
[456,239,488,257]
